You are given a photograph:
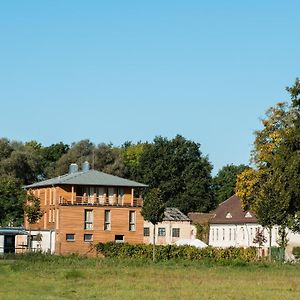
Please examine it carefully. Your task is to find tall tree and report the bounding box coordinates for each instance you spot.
[141,188,165,262]
[213,164,248,204]
[236,79,300,260]
[137,135,214,214]
[0,176,25,226]
[24,192,44,250]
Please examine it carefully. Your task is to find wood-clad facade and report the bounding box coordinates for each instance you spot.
[24,168,147,255]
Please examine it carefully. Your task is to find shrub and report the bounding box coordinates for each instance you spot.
[94,242,257,262]
[292,247,300,259]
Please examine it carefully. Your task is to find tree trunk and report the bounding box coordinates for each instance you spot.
[152,224,156,262]
[28,226,32,252]
[269,226,272,262]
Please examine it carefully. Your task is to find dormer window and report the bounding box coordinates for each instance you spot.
[245,212,252,218]
[226,212,232,218]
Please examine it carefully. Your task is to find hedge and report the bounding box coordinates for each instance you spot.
[94,242,257,262]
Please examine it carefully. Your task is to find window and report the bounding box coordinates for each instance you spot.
[158,227,166,237]
[226,212,232,218]
[222,228,225,241]
[172,228,180,238]
[241,227,245,240]
[245,211,252,218]
[216,229,219,241]
[129,211,136,231]
[144,227,150,237]
[211,229,214,241]
[84,234,93,242]
[66,234,75,241]
[84,209,93,230]
[229,228,232,241]
[115,235,124,243]
[104,210,111,230]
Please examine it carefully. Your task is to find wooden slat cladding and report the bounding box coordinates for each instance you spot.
[57,206,144,255]
[25,184,145,255]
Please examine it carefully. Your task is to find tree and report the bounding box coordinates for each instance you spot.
[141,188,165,262]
[24,192,44,250]
[236,79,300,261]
[0,175,25,226]
[213,164,248,204]
[138,135,214,214]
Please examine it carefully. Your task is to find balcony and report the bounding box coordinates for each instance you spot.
[59,195,143,207]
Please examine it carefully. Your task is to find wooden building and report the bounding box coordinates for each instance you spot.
[24,162,147,255]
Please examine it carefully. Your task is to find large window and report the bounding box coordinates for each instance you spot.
[172,228,180,238]
[84,209,93,230]
[144,227,150,237]
[158,227,166,237]
[129,211,136,231]
[104,210,111,230]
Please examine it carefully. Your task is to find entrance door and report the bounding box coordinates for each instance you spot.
[4,235,15,253]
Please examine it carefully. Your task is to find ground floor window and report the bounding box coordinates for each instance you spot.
[144,227,150,236]
[172,228,180,238]
[66,234,75,241]
[158,227,166,237]
[84,234,93,242]
[115,235,124,243]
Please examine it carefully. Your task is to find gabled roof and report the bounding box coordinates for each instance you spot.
[163,208,190,222]
[25,169,148,189]
[210,195,257,224]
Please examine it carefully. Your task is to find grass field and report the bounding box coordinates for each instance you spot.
[0,255,300,300]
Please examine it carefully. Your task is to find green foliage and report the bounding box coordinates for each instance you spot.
[292,246,300,259]
[195,223,209,244]
[141,188,165,225]
[236,79,300,237]
[24,192,43,225]
[0,175,25,226]
[94,242,257,262]
[213,164,248,204]
[138,135,214,213]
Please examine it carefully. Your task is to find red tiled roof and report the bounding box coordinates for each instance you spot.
[210,195,257,224]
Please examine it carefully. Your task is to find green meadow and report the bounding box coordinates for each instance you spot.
[0,255,300,300]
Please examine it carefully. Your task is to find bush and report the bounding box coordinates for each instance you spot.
[292,247,300,259]
[94,242,257,262]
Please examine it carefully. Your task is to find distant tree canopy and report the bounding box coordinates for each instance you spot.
[0,134,230,225]
[213,164,248,204]
[136,135,215,214]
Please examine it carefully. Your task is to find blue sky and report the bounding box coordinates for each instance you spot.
[0,1,299,174]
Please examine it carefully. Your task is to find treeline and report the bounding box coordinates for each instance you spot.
[0,135,246,226]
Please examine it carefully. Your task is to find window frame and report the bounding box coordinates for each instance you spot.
[66,233,75,241]
[172,228,180,238]
[104,210,111,231]
[158,227,166,237]
[84,209,93,230]
[144,227,150,237]
[129,210,136,231]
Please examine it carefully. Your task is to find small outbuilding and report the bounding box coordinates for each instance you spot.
[0,227,27,254]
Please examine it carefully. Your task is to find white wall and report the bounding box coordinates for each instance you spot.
[209,224,279,248]
[29,230,56,254]
[144,221,194,245]
[0,235,4,254]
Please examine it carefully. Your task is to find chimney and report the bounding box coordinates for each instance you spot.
[69,163,79,174]
[82,161,90,172]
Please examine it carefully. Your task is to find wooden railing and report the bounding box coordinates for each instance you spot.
[59,196,143,207]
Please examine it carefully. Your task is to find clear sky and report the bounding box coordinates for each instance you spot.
[0,1,299,174]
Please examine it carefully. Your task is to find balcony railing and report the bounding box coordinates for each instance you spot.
[59,196,143,207]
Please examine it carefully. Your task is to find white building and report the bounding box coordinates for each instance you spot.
[144,208,195,245]
[208,195,300,259]
[209,195,279,249]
